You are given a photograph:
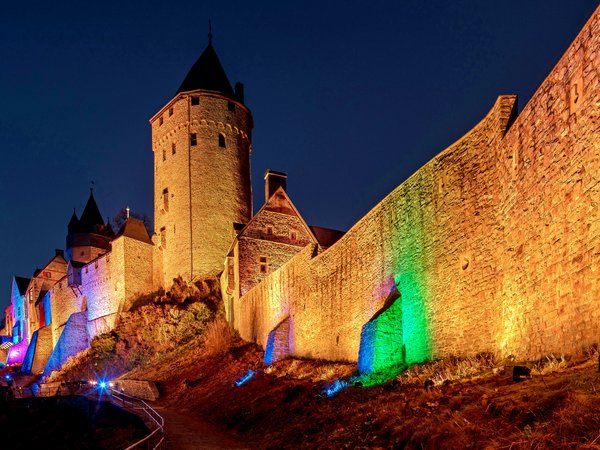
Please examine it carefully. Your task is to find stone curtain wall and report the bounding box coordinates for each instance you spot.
[122,236,154,309]
[238,94,515,365]
[84,235,153,339]
[237,7,600,366]
[494,8,600,358]
[49,278,84,346]
[43,312,89,378]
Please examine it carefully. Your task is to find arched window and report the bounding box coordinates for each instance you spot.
[218,133,226,148]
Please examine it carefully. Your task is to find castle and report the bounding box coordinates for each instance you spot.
[1,6,599,380]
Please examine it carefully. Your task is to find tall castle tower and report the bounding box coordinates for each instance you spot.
[151,31,253,287]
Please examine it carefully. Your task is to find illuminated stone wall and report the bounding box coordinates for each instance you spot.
[22,325,53,374]
[49,277,84,346]
[493,9,600,358]
[84,235,153,339]
[152,92,252,288]
[237,7,600,366]
[43,312,89,379]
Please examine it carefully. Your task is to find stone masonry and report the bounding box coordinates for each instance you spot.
[234,7,600,369]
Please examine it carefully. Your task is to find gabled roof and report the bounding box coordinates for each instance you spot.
[176,41,235,97]
[116,218,153,245]
[14,276,30,296]
[309,226,346,249]
[236,186,318,245]
[79,191,105,233]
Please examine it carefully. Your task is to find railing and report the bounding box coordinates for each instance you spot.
[109,388,165,450]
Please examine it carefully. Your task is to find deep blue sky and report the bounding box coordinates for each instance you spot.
[1,1,597,311]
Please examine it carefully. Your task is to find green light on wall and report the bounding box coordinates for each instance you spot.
[396,270,431,365]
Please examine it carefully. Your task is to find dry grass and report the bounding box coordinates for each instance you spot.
[398,353,498,387]
[202,316,236,356]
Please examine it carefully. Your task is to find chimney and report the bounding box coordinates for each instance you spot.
[264,169,287,202]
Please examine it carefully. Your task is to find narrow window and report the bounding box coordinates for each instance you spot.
[259,256,268,273]
[160,227,167,249]
[169,107,173,116]
[163,188,169,212]
[162,149,166,161]
[266,225,273,235]
[290,230,297,240]
[228,101,236,112]
[172,142,176,155]
[43,271,51,278]
[190,133,197,146]
[218,133,226,148]
[191,96,200,106]
[94,260,98,269]
[159,116,164,126]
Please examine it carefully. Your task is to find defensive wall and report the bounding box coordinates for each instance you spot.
[235,7,600,370]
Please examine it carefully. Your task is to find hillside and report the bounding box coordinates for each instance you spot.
[49,280,600,449]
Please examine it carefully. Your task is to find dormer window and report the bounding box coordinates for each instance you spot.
[218,133,226,148]
[191,96,200,106]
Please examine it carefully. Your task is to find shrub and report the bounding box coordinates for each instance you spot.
[90,332,118,363]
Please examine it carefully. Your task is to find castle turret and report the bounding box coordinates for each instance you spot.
[151,30,253,287]
[66,191,114,262]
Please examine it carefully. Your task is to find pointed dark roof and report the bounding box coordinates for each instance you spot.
[116,218,153,245]
[176,42,235,96]
[68,210,80,233]
[14,276,31,296]
[78,191,105,233]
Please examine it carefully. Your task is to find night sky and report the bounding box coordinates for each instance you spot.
[1,1,597,312]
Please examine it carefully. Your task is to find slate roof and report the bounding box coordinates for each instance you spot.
[309,226,346,249]
[68,210,79,233]
[116,218,153,245]
[14,276,31,296]
[79,191,105,233]
[176,42,235,97]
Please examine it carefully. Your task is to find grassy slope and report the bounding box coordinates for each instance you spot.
[49,279,600,449]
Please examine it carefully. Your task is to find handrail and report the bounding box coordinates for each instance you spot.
[109,388,165,450]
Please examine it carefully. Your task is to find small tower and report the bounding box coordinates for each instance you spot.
[151,28,253,287]
[66,191,114,262]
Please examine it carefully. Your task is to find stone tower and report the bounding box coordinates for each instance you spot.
[66,191,114,263]
[151,32,253,288]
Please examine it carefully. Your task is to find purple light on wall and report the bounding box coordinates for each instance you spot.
[7,340,28,365]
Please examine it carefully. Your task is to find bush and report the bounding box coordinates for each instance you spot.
[91,332,118,363]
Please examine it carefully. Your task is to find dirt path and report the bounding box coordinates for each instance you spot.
[154,406,247,450]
